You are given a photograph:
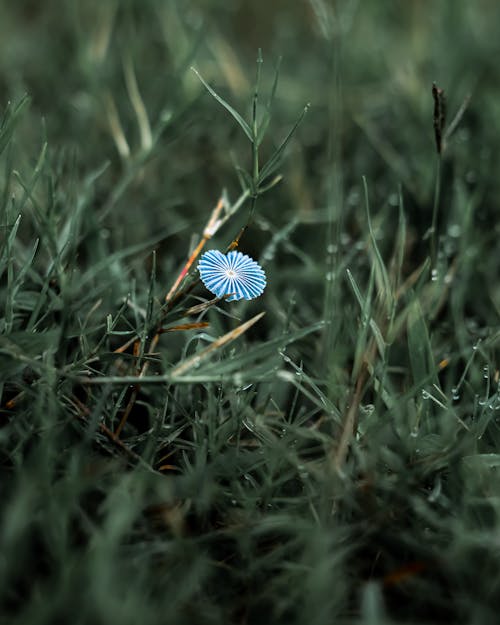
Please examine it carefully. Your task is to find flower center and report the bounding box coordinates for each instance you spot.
[226,269,236,277]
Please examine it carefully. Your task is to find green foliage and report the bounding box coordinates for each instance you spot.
[1,2,500,624]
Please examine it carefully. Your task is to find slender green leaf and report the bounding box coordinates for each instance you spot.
[258,104,309,184]
[191,67,253,141]
[0,95,30,156]
[257,56,282,146]
[407,294,438,389]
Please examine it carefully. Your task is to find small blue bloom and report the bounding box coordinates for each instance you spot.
[198,250,266,301]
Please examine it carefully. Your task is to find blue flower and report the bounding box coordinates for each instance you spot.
[198,250,266,301]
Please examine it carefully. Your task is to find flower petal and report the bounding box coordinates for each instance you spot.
[198,250,266,301]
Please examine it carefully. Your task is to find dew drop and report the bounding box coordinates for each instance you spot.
[233,373,243,386]
[347,190,360,207]
[298,465,309,479]
[360,404,375,416]
[431,268,439,282]
[388,193,399,207]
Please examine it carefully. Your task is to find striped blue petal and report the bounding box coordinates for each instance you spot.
[198,250,266,301]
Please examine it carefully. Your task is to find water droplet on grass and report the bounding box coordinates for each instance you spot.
[298,465,309,479]
[388,193,399,206]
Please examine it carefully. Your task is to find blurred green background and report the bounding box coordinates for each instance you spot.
[1,0,499,318]
[1,2,500,624]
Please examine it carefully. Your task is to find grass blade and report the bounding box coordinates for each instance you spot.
[191,67,253,141]
[171,311,266,378]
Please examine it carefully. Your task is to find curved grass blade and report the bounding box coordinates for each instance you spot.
[258,103,309,184]
[0,94,30,157]
[171,311,265,378]
[191,67,252,141]
[256,56,282,147]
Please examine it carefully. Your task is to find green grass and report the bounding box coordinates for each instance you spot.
[1,2,500,624]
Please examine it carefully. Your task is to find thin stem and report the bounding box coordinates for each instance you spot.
[430,155,442,273]
[227,196,257,252]
[251,50,263,191]
[165,198,224,303]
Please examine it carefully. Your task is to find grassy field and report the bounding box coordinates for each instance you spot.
[1,1,499,623]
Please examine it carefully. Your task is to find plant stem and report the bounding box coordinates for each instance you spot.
[430,154,442,273]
